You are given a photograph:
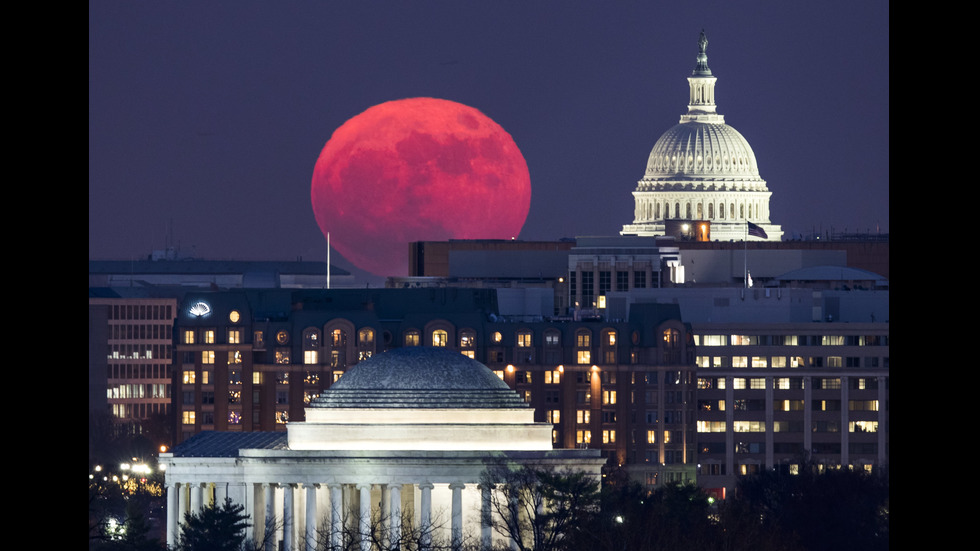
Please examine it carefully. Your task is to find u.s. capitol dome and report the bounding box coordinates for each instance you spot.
[622,31,783,242]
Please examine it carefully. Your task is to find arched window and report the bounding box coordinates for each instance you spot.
[686,203,692,219]
[708,203,714,219]
[432,329,448,347]
[663,328,680,364]
[575,329,592,365]
[740,204,745,219]
[697,203,703,219]
[675,203,681,219]
[358,328,374,346]
[517,330,533,348]
[664,203,670,218]
[730,203,735,219]
[331,328,346,347]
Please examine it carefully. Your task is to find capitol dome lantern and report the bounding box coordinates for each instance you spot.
[622,31,783,242]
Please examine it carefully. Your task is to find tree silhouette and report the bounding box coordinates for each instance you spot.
[174,497,251,551]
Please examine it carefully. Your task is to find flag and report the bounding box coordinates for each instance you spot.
[747,221,768,239]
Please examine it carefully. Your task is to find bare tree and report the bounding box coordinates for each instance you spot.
[302,502,478,551]
[479,461,600,551]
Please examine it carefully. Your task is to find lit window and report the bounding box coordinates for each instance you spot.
[432,330,448,347]
[517,331,532,347]
[849,421,878,432]
[647,430,656,443]
[732,356,748,368]
[749,378,766,389]
[202,351,215,364]
[229,411,241,424]
[547,410,560,423]
[182,370,196,384]
[228,329,241,344]
[304,350,318,364]
[228,350,242,364]
[771,356,787,368]
[576,410,590,424]
[253,372,262,384]
[204,330,215,344]
[751,357,767,368]
[576,332,591,347]
[358,328,375,346]
[182,411,195,424]
[602,390,617,405]
[602,430,616,444]
[275,349,290,364]
[544,370,561,384]
[332,370,344,382]
[405,331,420,347]
[183,330,195,344]
[577,350,591,364]
[606,331,616,346]
[461,350,475,359]
[492,331,503,343]
[576,430,592,444]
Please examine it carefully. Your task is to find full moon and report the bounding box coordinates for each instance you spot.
[311,97,532,276]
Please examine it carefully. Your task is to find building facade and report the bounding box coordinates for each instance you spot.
[171,289,700,490]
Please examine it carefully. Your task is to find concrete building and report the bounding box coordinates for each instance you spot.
[160,347,605,551]
[621,31,783,242]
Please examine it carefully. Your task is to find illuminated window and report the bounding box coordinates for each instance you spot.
[254,331,265,348]
[492,331,503,343]
[602,430,616,444]
[576,331,591,348]
[459,330,476,349]
[547,410,560,423]
[751,357,767,368]
[358,327,375,346]
[182,411,195,424]
[204,330,215,344]
[332,370,344,382]
[697,421,726,432]
[771,356,787,368]
[517,331,532,347]
[730,335,758,346]
[849,400,879,411]
[432,330,448,347]
[202,351,215,364]
[183,330,195,344]
[602,390,617,405]
[228,329,241,344]
[647,430,656,443]
[304,350,318,364]
[697,335,726,346]
[229,310,240,323]
[201,370,210,385]
[576,430,592,444]
[849,421,878,432]
[577,350,591,364]
[405,331,420,347]
[229,411,241,425]
[732,356,748,368]
[544,370,561,384]
[275,349,290,364]
[733,421,766,432]
[733,378,747,389]
[749,378,766,389]
[252,372,262,384]
[228,350,242,364]
[576,410,590,424]
[182,370,196,384]
[461,350,475,359]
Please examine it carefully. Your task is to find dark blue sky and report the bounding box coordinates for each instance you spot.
[89,2,888,274]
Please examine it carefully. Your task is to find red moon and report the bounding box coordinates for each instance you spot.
[311,97,531,276]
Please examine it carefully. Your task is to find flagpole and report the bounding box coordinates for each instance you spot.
[744,223,748,288]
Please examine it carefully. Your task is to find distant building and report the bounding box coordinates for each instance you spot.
[621,31,783,242]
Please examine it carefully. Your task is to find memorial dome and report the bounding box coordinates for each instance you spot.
[309,346,529,409]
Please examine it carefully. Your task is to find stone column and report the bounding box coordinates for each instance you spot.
[357,483,372,551]
[190,483,203,514]
[329,484,343,551]
[450,482,465,549]
[389,483,402,549]
[305,484,318,551]
[419,482,433,549]
[264,483,276,551]
[166,482,179,548]
[479,484,493,551]
[283,484,294,551]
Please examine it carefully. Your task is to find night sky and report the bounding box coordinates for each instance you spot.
[89,2,888,278]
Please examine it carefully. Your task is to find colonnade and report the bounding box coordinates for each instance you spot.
[166,480,499,551]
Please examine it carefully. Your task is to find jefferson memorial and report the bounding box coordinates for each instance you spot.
[621,31,783,242]
[160,347,604,550]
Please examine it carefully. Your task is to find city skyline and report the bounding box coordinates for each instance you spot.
[89,2,888,277]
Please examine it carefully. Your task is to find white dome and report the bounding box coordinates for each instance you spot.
[644,121,760,181]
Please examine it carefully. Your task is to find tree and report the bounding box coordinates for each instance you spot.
[480,460,600,551]
[174,497,251,551]
[723,460,888,551]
